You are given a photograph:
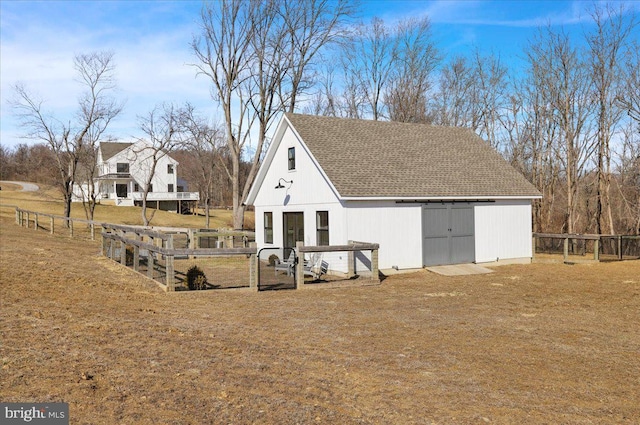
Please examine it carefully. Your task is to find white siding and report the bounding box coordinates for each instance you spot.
[345,201,423,270]
[474,200,532,263]
[253,126,340,208]
[253,125,347,270]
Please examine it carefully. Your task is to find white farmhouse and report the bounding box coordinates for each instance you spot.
[247,113,541,272]
[73,141,199,212]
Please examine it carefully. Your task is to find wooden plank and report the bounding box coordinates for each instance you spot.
[299,243,380,253]
[534,233,601,240]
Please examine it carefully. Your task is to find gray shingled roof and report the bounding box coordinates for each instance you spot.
[285,113,540,198]
[100,142,133,160]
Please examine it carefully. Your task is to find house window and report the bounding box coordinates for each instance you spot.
[167,164,174,174]
[316,211,329,246]
[117,163,129,173]
[148,184,153,193]
[134,183,140,192]
[288,147,295,170]
[168,184,174,193]
[264,212,273,244]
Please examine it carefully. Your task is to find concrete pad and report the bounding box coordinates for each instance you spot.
[426,264,494,276]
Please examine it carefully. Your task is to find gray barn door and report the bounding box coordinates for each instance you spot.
[422,205,475,266]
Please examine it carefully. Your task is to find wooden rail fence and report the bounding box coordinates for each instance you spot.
[15,208,98,239]
[101,223,258,292]
[295,240,380,289]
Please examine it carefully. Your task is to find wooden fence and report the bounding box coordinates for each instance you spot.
[101,223,258,292]
[533,233,640,262]
[15,208,99,240]
[14,207,379,292]
[295,240,380,289]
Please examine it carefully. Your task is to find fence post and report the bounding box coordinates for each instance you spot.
[133,233,141,272]
[15,208,19,225]
[618,236,622,261]
[147,243,155,280]
[371,247,380,282]
[347,240,355,278]
[531,235,536,259]
[69,219,74,238]
[101,225,109,257]
[90,222,95,241]
[50,216,55,235]
[166,236,175,291]
[188,229,196,259]
[120,230,127,264]
[34,213,38,231]
[593,238,600,262]
[249,242,258,291]
[295,241,304,289]
[563,237,569,261]
[26,212,30,229]
[109,234,114,260]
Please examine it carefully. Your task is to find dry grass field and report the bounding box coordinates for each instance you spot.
[1,184,639,424]
[0,182,253,229]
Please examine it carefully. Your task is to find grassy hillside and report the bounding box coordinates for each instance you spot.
[0,182,255,229]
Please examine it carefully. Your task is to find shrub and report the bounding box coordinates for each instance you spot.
[186,265,208,290]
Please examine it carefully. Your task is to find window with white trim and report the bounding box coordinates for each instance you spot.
[264,212,273,244]
[316,211,329,246]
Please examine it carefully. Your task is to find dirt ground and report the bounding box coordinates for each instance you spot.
[1,216,639,424]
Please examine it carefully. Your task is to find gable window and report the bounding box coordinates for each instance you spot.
[167,164,174,174]
[168,184,174,193]
[117,163,129,173]
[264,212,273,244]
[288,147,295,170]
[316,211,329,246]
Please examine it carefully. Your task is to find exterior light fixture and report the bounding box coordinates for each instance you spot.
[275,178,293,189]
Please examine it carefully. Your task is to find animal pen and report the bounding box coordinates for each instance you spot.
[100,223,380,292]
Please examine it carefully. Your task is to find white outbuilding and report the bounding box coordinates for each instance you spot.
[246,113,541,272]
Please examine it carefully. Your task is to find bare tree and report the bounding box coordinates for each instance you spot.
[586,2,637,235]
[385,17,440,123]
[550,31,595,234]
[192,0,354,229]
[191,0,256,229]
[341,17,397,120]
[471,50,508,149]
[11,51,122,221]
[180,104,226,228]
[432,56,474,127]
[617,40,640,130]
[280,0,355,112]
[136,103,184,226]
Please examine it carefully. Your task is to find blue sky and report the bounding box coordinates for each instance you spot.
[1,0,637,150]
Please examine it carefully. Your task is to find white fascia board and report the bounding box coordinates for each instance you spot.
[245,115,289,205]
[341,195,542,201]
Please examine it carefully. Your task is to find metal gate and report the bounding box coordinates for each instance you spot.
[257,247,297,290]
[422,204,475,266]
